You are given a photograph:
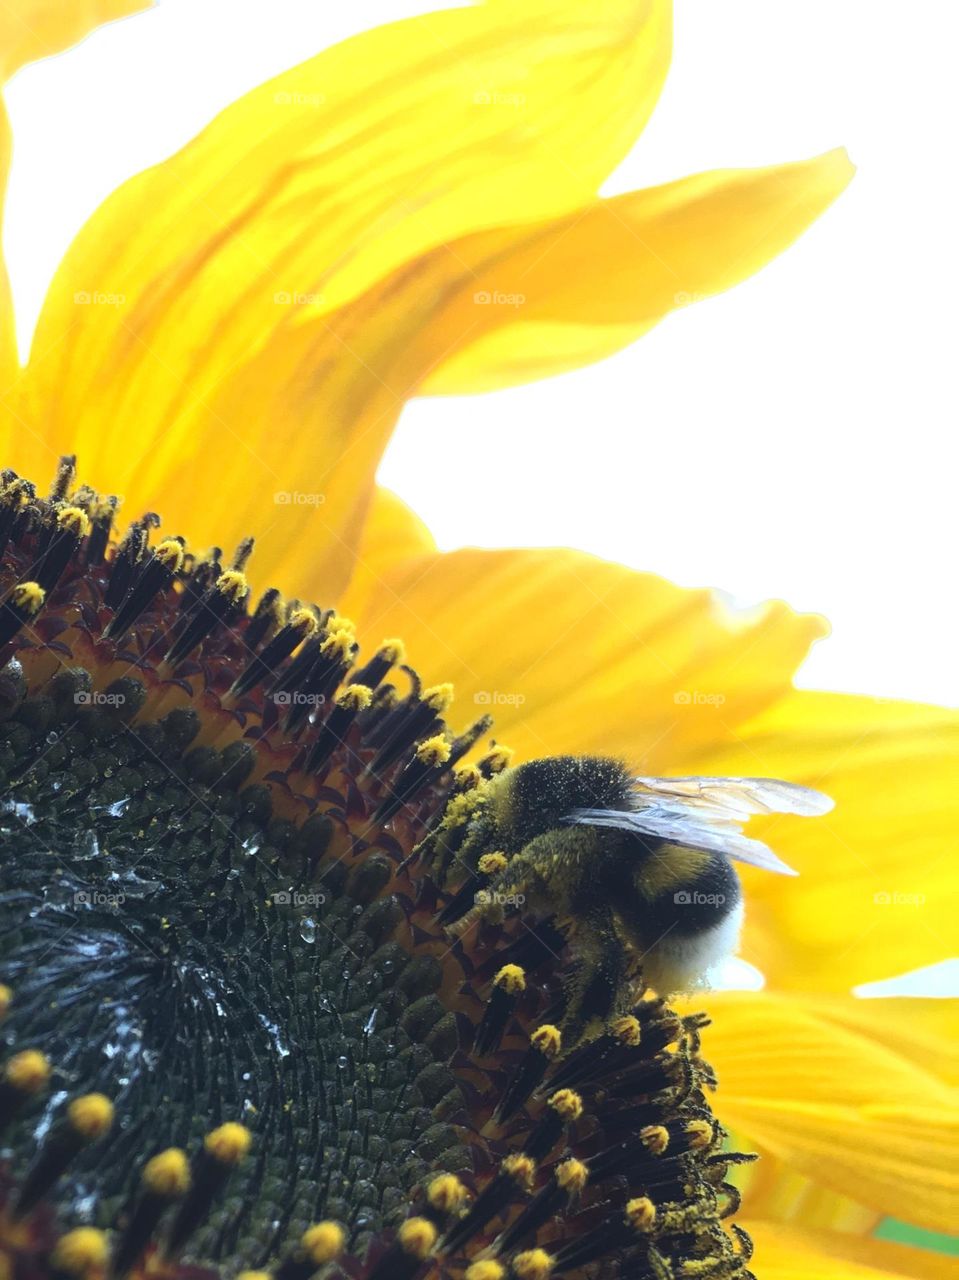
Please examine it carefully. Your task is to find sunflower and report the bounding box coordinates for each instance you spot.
[0,4,956,1280]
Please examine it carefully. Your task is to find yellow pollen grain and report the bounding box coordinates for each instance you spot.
[289,607,320,638]
[51,1228,108,1275]
[237,1272,271,1280]
[155,539,185,571]
[0,984,11,1018]
[426,1173,468,1212]
[320,627,355,659]
[215,570,248,603]
[531,1024,562,1059]
[9,582,45,615]
[625,1197,657,1232]
[67,1094,114,1139]
[555,1158,588,1193]
[416,734,452,766]
[501,1154,535,1189]
[611,1015,641,1046]
[641,1125,670,1155]
[203,1122,251,1164]
[57,506,91,538]
[493,964,526,995]
[512,1248,553,1279]
[453,764,482,791]
[336,684,373,711]
[397,1217,437,1260]
[423,682,454,712]
[5,1049,50,1093]
[478,851,509,875]
[547,1089,583,1121]
[466,1263,506,1280]
[301,1221,345,1264]
[379,638,405,664]
[482,745,514,774]
[685,1119,714,1150]
[441,789,487,828]
[142,1148,191,1197]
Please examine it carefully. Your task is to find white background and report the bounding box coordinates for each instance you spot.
[5,0,959,709]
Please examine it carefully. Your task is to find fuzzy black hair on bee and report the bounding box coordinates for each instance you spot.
[420,756,831,1042]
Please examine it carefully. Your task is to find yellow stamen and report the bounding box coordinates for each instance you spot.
[512,1248,553,1279]
[301,1221,345,1265]
[142,1148,191,1196]
[493,964,526,995]
[67,1094,114,1140]
[4,1049,50,1093]
[415,734,451,766]
[203,1122,251,1164]
[547,1089,583,1121]
[423,683,454,712]
[51,1228,108,1276]
[396,1217,437,1260]
[9,582,45,615]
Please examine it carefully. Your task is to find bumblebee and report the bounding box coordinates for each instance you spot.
[425,756,831,1038]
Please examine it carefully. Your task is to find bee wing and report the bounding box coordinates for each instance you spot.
[633,775,834,819]
[566,805,801,875]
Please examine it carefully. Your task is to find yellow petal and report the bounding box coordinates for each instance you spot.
[1,103,14,393]
[0,0,152,80]
[743,1220,959,1280]
[1,1,151,428]
[420,149,854,394]
[14,0,670,490]
[337,546,823,761]
[694,991,959,1234]
[679,690,959,991]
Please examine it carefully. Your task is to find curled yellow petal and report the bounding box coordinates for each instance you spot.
[421,148,855,394]
[743,1220,959,1280]
[692,991,959,1235]
[680,689,959,991]
[0,0,152,80]
[338,546,824,761]
[17,0,670,495]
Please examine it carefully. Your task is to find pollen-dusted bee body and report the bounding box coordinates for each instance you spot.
[427,755,830,1040]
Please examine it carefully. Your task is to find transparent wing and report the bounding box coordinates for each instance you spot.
[633,775,834,819]
[566,774,832,877]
